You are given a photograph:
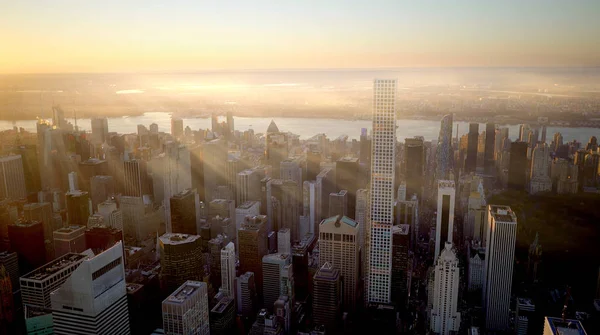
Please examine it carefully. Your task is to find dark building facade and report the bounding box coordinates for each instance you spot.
[508,141,529,191]
[336,157,358,219]
[170,189,197,235]
[484,123,496,173]
[466,123,479,173]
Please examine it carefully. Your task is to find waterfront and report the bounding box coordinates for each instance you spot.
[1,112,599,143]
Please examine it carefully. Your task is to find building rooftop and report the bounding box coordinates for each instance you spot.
[80,158,106,165]
[54,225,86,235]
[126,283,143,295]
[320,215,358,228]
[239,271,254,282]
[438,180,455,188]
[489,205,517,223]
[11,219,41,228]
[66,190,88,197]
[266,120,280,133]
[545,317,587,335]
[21,253,87,281]
[263,253,290,264]
[164,281,206,305]
[314,262,340,281]
[392,224,410,235]
[211,296,233,314]
[159,233,201,245]
[237,201,259,210]
[171,189,195,199]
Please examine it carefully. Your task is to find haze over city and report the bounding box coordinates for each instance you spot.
[0,2,599,335]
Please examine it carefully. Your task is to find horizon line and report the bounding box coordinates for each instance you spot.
[2,65,600,76]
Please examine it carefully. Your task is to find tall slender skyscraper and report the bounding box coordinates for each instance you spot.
[436,114,454,180]
[0,155,27,201]
[434,180,455,261]
[530,143,552,194]
[367,79,397,304]
[430,242,461,335]
[483,205,517,331]
[162,281,210,335]
[508,141,528,191]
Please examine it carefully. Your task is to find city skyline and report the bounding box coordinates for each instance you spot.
[2,1,600,73]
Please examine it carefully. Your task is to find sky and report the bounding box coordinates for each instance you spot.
[1,0,599,73]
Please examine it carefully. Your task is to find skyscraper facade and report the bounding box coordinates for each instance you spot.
[430,242,461,335]
[328,190,348,217]
[530,143,552,194]
[65,190,90,226]
[312,262,341,332]
[159,233,204,291]
[466,123,479,173]
[123,159,150,197]
[90,117,109,145]
[262,253,291,311]
[404,137,424,199]
[483,205,517,331]
[0,155,27,201]
[508,141,529,191]
[319,215,360,311]
[238,215,268,300]
[220,242,236,298]
[336,157,359,219]
[367,79,397,304]
[436,114,454,180]
[162,280,210,335]
[484,123,496,173]
[51,242,130,335]
[170,189,197,235]
[391,224,410,307]
[435,180,455,261]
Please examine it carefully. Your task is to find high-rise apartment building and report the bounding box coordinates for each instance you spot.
[508,141,528,191]
[328,190,348,217]
[312,262,341,332]
[0,155,27,200]
[236,168,265,205]
[391,224,410,307]
[51,242,130,335]
[236,272,257,318]
[90,175,115,211]
[170,117,184,139]
[53,225,87,257]
[20,252,89,309]
[483,205,517,331]
[484,123,496,173]
[238,215,268,299]
[405,137,424,199]
[9,219,46,273]
[530,143,552,194]
[170,189,198,235]
[367,79,397,305]
[266,121,288,179]
[437,114,454,180]
[159,233,204,291]
[430,242,461,335]
[319,215,360,311]
[123,159,150,197]
[466,123,479,173]
[220,242,236,298]
[262,253,291,311]
[336,157,359,219]
[162,280,210,335]
[65,190,90,226]
[90,117,109,145]
[435,180,455,261]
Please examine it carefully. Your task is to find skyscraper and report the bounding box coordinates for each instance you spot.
[277,228,291,254]
[78,158,108,192]
[396,195,419,247]
[391,224,410,307]
[484,123,496,173]
[53,225,87,257]
[159,233,204,291]
[203,139,228,202]
[316,167,336,222]
[90,175,115,211]
[508,141,529,191]
[367,79,397,305]
[466,123,479,173]
[336,157,359,219]
[123,159,150,197]
[171,117,184,139]
[312,262,341,332]
[530,143,552,194]
[220,242,236,298]
[162,281,210,335]
[437,114,454,180]
[51,242,130,335]
[543,317,587,335]
[266,121,288,179]
[430,242,461,335]
[9,219,46,274]
[262,253,291,311]
[483,205,517,331]
[236,168,265,205]
[355,189,368,260]
[434,180,455,261]
[90,117,109,145]
[268,179,300,241]
[65,190,90,226]
[306,150,322,181]
[0,155,27,201]
[170,189,198,235]
[404,137,424,199]
[319,215,360,312]
[328,190,348,217]
[238,215,268,300]
[23,202,56,259]
[236,272,257,318]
